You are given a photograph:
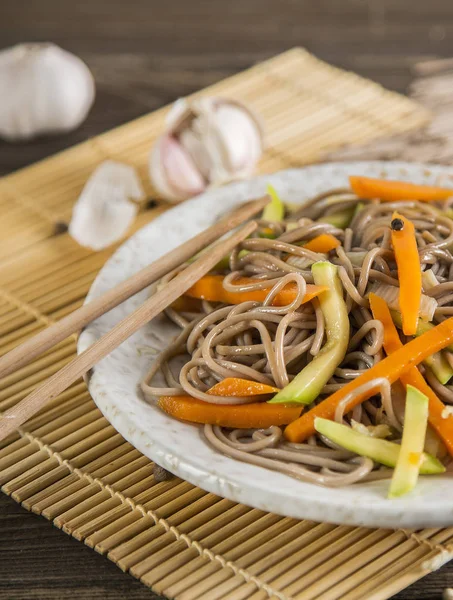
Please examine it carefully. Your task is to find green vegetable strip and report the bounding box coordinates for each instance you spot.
[352,201,364,218]
[269,261,349,405]
[319,206,355,229]
[423,352,453,385]
[314,417,444,475]
[262,184,285,222]
[213,249,249,271]
[389,385,431,498]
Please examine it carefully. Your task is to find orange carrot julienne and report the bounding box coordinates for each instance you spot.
[391,212,421,336]
[303,234,341,253]
[158,396,302,429]
[284,316,453,443]
[369,293,453,457]
[185,275,327,306]
[349,176,453,202]
[170,296,202,313]
[207,377,279,397]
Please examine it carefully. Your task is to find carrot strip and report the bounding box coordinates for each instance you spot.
[349,176,453,202]
[170,296,202,313]
[207,377,279,397]
[390,212,421,336]
[284,316,453,443]
[369,293,453,457]
[303,234,341,253]
[185,275,327,306]
[158,396,301,429]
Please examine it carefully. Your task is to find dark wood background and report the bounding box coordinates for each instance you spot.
[2,0,453,598]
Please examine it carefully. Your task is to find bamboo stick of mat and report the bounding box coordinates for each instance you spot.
[0,220,257,442]
[0,196,267,380]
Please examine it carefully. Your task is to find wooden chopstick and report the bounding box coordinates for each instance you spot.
[0,220,257,442]
[0,196,268,379]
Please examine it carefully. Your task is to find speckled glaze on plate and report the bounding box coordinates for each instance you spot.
[79,161,453,528]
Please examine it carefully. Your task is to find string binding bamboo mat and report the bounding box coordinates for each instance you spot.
[0,48,448,600]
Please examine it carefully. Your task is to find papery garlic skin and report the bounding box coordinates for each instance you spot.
[69,161,144,251]
[150,97,264,203]
[0,43,95,141]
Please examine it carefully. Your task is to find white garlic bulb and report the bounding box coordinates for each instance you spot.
[69,161,145,251]
[0,43,95,141]
[150,97,264,202]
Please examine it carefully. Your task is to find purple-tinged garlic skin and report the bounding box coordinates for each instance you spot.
[150,135,206,203]
[149,97,264,203]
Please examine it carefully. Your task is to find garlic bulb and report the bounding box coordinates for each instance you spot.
[150,97,264,202]
[69,161,144,251]
[0,43,95,141]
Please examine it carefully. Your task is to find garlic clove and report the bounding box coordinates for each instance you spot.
[149,95,264,202]
[0,43,95,142]
[69,161,144,251]
[212,102,263,176]
[187,109,231,187]
[178,127,212,179]
[166,98,193,131]
[150,134,206,203]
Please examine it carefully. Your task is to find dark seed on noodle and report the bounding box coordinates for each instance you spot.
[390,218,404,231]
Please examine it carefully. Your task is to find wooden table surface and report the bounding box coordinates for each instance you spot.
[2,0,453,598]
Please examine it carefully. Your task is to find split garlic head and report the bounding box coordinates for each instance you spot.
[150,97,264,202]
[0,43,95,141]
[69,161,145,251]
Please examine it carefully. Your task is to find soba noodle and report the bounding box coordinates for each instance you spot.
[142,191,453,487]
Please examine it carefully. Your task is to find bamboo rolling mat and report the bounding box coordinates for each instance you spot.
[0,48,447,600]
[330,56,453,167]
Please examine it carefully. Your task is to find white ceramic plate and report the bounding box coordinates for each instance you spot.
[79,161,453,528]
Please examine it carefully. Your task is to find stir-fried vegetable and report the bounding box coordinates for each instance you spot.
[319,207,355,229]
[423,352,453,386]
[390,212,422,336]
[213,249,249,271]
[285,222,301,232]
[353,201,365,217]
[207,377,279,397]
[349,176,453,202]
[170,296,202,313]
[350,420,392,439]
[388,385,431,498]
[388,308,453,385]
[370,283,437,323]
[185,275,327,306]
[158,396,301,428]
[391,310,453,353]
[314,417,444,475]
[303,233,340,253]
[422,269,438,291]
[269,262,349,405]
[217,234,340,271]
[262,184,285,222]
[259,185,286,238]
[424,423,447,459]
[215,232,340,272]
[370,293,453,457]
[284,316,453,443]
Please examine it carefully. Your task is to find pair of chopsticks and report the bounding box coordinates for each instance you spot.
[0,196,269,442]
